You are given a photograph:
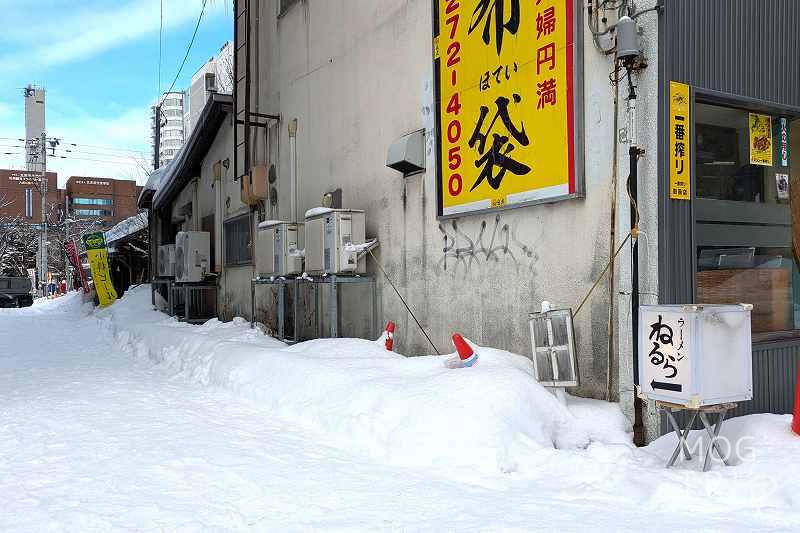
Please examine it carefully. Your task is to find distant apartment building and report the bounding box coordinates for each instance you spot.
[185,41,233,135]
[23,85,45,173]
[0,169,60,224]
[151,91,186,168]
[64,176,143,228]
[149,43,233,168]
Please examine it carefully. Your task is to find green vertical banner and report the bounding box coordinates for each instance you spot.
[82,232,117,306]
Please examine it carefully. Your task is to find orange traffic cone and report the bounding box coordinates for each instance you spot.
[384,321,395,351]
[447,333,478,368]
[792,365,800,436]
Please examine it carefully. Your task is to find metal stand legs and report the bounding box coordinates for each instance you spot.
[660,402,736,472]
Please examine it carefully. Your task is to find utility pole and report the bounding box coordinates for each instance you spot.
[64,199,72,291]
[39,131,48,296]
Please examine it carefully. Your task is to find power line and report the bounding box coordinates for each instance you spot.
[61,141,149,155]
[54,155,144,166]
[158,0,164,99]
[163,0,208,98]
[62,148,145,160]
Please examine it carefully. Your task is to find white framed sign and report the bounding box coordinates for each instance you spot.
[640,310,692,400]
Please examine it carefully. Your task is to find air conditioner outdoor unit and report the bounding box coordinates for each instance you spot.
[174,231,210,283]
[256,221,304,277]
[157,244,176,277]
[304,208,366,275]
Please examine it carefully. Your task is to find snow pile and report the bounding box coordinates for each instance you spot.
[99,285,632,474]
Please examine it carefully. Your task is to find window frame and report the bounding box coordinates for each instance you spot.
[691,88,800,340]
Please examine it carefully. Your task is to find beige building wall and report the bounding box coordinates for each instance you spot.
[240,0,662,431]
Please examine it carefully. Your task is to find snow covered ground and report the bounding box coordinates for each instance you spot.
[1,287,799,531]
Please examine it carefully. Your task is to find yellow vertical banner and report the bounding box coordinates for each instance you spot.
[433,0,578,217]
[669,81,691,200]
[749,112,773,166]
[82,231,117,306]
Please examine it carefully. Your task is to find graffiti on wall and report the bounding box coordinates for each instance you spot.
[437,214,538,274]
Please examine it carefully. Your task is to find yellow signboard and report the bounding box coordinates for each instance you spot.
[434,0,578,217]
[83,231,117,306]
[668,81,691,200]
[749,113,773,166]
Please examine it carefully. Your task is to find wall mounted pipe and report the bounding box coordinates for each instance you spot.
[288,118,298,223]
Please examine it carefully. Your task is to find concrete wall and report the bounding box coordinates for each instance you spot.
[244,0,661,407]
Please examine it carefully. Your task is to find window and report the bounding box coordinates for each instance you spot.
[24,188,32,217]
[72,197,112,206]
[205,72,217,92]
[224,214,252,266]
[694,101,800,335]
[74,208,112,217]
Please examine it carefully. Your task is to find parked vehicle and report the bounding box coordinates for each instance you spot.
[0,277,34,308]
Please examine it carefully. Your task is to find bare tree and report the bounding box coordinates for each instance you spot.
[0,216,40,276]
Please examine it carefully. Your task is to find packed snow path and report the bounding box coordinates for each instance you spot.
[1,292,799,531]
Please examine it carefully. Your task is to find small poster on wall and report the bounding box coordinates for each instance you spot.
[749,113,773,166]
[776,173,790,200]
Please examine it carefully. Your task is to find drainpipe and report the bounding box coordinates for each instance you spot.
[192,178,200,231]
[214,163,225,272]
[288,118,298,223]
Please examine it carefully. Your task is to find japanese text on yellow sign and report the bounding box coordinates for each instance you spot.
[83,231,117,307]
[749,113,773,166]
[669,82,690,200]
[434,0,577,217]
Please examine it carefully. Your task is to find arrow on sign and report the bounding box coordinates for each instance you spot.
[651,380,682,392]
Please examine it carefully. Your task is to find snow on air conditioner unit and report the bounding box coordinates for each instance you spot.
[157,244,176,277]
[304,208,366,275]
[256,221,304,277]
[174,231,210,283]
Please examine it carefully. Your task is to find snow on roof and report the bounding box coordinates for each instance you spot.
[137,164,170,207]
[105,212,148,245]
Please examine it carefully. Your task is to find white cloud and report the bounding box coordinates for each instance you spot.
[0,0,231,72]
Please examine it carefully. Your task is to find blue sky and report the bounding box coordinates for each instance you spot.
[0,0,233,185]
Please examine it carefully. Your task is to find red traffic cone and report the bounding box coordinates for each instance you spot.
[384,321,395,351]
[792,365,800,436]
[451,333,478,367]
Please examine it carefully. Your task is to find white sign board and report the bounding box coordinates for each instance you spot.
[640,310,692,400]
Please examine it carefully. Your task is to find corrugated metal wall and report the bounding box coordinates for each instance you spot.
[667,0,800,108]
[734,342,800,417]
[657,1,800,433]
